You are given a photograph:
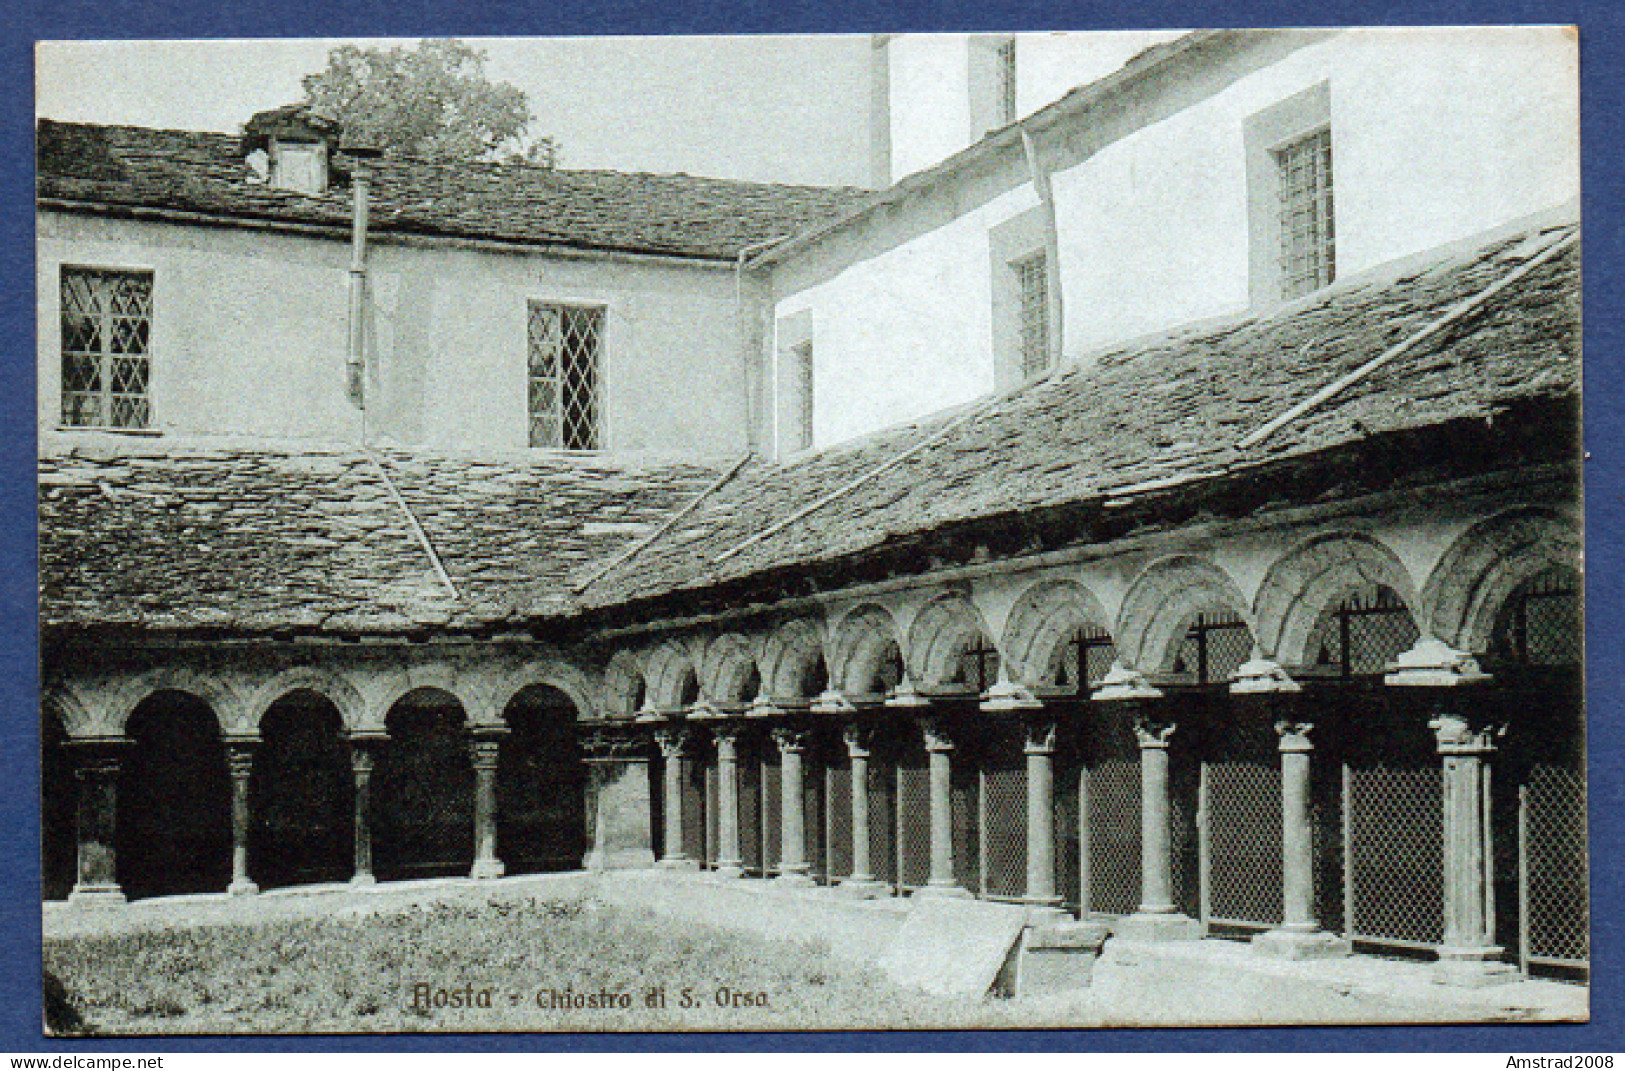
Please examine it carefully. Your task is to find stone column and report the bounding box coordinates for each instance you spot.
[1094,664,1200,939]
[468,724,509,880]
[348,731,387,888]
[1233,659,1349,959]
[1024,719,1061,907]
[224,736,260,896]
[1387,639,1514,986]
[918,717,971,898]
[774,726,815,886]
[654,727,698,869]
[65,738,130,906]
[582,728,656,870]
[713,726,744,878]
[838,724,887,898]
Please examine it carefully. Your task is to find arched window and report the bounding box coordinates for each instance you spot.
[1303,584,1419,679]
[1490,566,1581,667]
[1168,609,1252,685]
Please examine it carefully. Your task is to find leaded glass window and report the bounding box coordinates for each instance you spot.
[1016,253,1049,378]
[996,37,1018,126]
[60,268,153,430]
[528,302,603,451]
[1274,127,1335,299]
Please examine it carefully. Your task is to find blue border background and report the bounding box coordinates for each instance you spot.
[4,0,1620,1053]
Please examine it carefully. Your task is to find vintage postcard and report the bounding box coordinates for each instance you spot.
[36,28,1584,1036]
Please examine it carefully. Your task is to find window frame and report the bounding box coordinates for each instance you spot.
[988,205,1053,387]
[1244,82,1335,308]
[525,298,607,453]
[57,264,158,434]
[1272,125,1336,301]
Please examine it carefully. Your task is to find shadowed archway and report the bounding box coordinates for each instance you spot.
[250,690,354,890]
[498,684,587,874]
[373,688,473,881]
[117,690,230,899]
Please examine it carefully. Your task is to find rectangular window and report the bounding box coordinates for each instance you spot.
[1016,253,1050,378]
[1274,127,1335,299]
[60,267,153,430]
[528,302,603,451]
[996,38,1018,126]
[792,340,814,453]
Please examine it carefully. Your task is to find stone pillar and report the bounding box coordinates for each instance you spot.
[1094,664,1200,940]
[582,729,656,870]
[918,717,971,898]
[224,737,260,897]
[65,739,130,906]
[714,726,744,878]
[1024,719,1061,907]
[774,727,815,886]
[468,725,509,880]
[654,727,698,869]
[348,731,387,888]
[1387,639,1515,986]
[838,724,887,898]
[1232,659,1349,959]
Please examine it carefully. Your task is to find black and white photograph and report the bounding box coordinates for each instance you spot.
[34,27,1586,1037]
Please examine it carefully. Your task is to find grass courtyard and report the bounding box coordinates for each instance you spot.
[45,893,1061,1035]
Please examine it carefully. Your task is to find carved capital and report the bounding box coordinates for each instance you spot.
[65,738,131,780]
[580,727,651,762]
[1023,718,1058,755]
[842,723,875,759]
[468,735,505,770]
[1273,718,1316,753]
[1431,712,1503,756]
[348,731,387,775]
[1386,639,1492,689]
[1133,715,1177,750]
[224,738,258,779]
[921,716,954,753]
[654,726,696,760]
[771,726,815,754]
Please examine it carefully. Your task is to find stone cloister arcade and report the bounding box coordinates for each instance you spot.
[42,502,1585,983]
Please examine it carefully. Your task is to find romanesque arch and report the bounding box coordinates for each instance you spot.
[250,688,353,890]
[828,604,904,696]
[759,617,828,702]
[1000,578,1114,687]
[372,686,473,880]
[247,667,366,734]
[498,683,587,875]
[644,639,702,711]
[602,649,649,719]
[906,592,997,689]
[1253,532,1421,669]
[700,632,762,708]
[1422,507,1583,655]
[117,689,231,899]
[1115,555,1253,674]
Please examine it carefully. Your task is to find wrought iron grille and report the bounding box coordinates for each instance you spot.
[1306,586,1419,678]
[868,756,898,887]
[1055,760,1082,912]
[1205,760,1283,928]
[805,756,828,883]
[982,747,1028,901]
[61,268,153,429]
[527,302,603,451]
[681,757,707,865]
[1016,253,1049,378]
[704,761,719,869]
[898,753,931,890]
[1521,764,1588,967]
[1275,126,1335,299]
[738,745,763,874]
[953,765,981,894]
[1346,762,1444,947]
[826,760,854,881]
[1170,611,1253,686]
[1494,568,1582,667]
[761,757,782,874]
[1087,756,1141,916]
[955,636,1001,694]
[1057,627,1117,696]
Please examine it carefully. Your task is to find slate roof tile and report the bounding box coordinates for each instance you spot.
[37,120,871,261]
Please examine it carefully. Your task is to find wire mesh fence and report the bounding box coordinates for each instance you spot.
[952,764,980,894]
[982,752,1028,901]
[826,757,854,882]
[804,751,828,883]
[738,743,763,875]
[1522,763,1588,968]
[1205,759,1283,929]
[1346,761,1444,948]
[898,751,931,891]
[704,760,719,869]
[761,756,782,875]
[869,757,898,888]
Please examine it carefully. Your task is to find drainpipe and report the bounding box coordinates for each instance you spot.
[735,236,790,455]
[1019,124,1065,370]
[347,164,372,411]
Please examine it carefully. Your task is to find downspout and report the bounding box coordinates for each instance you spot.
[1019,124,1065,370]
[735,235,791,454]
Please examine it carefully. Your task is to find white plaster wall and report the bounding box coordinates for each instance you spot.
[772,184,1040,451]
[887,35,975,182]
[1016,31,1190,118]
[1053,27,1580,352]
[38,213,750,456]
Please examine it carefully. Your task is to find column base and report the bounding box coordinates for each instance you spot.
[1433,945,1520,988]
[67,883,126,907]
[714,863,746,879]
[833,878,890,899]
[348,873,378,890]
[585,848,657,871]
[1252,927,1351,960]
[912,881,973,900]
[469,859,506,881]
[656,857,700,871]
[227,878,260,897]
[775,870,817,888]
[1112,910,1204,941]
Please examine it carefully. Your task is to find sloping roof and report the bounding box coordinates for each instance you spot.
[37,119,870,261]
[580,215,1581,611]
[39,441,719,633]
